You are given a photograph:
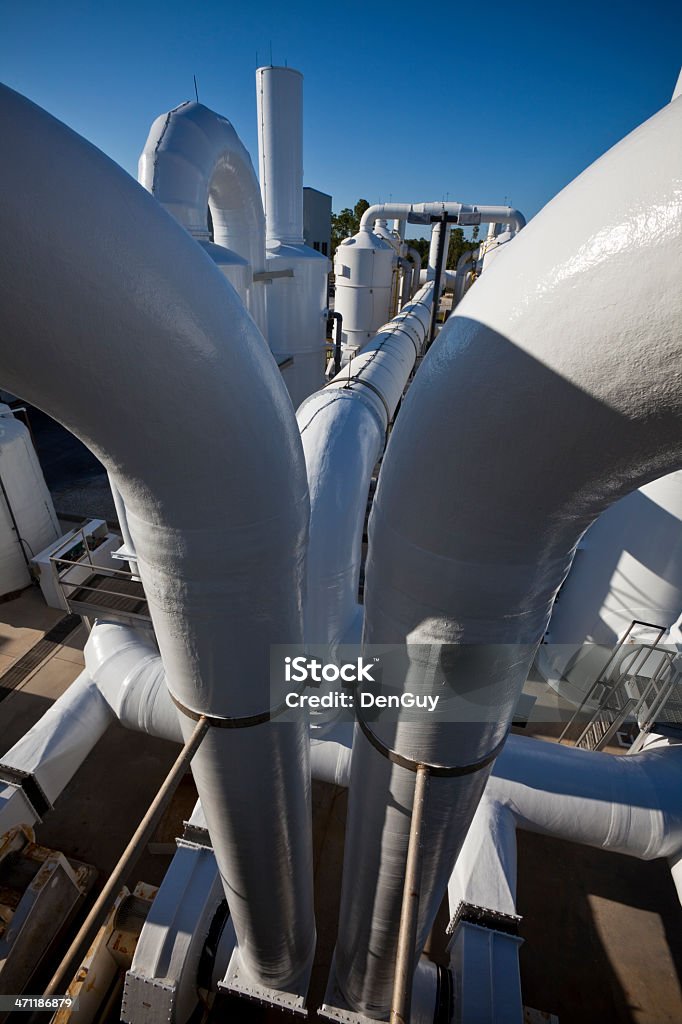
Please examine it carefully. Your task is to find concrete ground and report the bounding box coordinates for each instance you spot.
[1,587,681,1022]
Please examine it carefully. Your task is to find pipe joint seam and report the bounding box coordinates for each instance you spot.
[323,376,392,427]
[356,713,509,777]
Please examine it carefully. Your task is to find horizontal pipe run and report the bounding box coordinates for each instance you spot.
[360,202,526,234]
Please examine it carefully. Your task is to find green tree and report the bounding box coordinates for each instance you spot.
[331,198,370,258]
[405,237,429,268]
[447,227,479,270]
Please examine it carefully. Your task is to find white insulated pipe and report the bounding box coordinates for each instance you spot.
[297,284,434,659]
[0,85,315,991]
[256,66,304,245]
[407,248,422,298]
[138,101,267,336]
[0,670,111,830]
[427,222,451,283]
[359,202,526,234]
[85,622,184,744]
[335,96,682,1016]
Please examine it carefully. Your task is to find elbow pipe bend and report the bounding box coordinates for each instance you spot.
[0,85,314,991]
[138,101,267,333]
[85,621,183,744]
[336,96,682,1015]
[138,101,265,271]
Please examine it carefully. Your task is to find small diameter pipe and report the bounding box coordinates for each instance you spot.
[328,311,343,375]
[0,467,30,569]
[390,766,430,1024]
[428,214,448,347]
[44,715,209,997]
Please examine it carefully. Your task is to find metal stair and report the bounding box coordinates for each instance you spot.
[558,620,682,751]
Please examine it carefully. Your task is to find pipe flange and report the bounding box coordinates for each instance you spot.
[355,712,508,777]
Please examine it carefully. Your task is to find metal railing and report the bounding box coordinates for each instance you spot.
[558,620,682,751]
[49,527,151,624]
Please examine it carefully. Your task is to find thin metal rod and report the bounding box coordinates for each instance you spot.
[390,765,430,1024]
[427,213,448,349]
[0,467,31,569]
[44,715,209,997]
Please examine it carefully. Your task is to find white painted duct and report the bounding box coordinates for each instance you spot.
[359,202,526,234]
[138,100,267,336]
[0,671,110,830]
[297,284,434,665]
[0,625,187,837]
[334,95,682,1016]
[0,85,315,991]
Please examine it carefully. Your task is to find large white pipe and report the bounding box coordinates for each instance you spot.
[0,85,315,991]
[334,96,682,1016]
[297,284,434,661]
[85,622,183,744]
[138,101,267,336]
[359,202,526,234]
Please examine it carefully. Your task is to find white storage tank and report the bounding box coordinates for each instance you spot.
[0,405,60,596]
[536,470,682,703]
[334,229,396,361]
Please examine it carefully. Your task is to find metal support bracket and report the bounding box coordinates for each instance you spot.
[319,953,383,1024]
[220,946,311,1017]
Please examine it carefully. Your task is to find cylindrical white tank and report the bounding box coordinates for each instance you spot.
[536,470,682,702]
[265,245,330,408]
[199,241,250,304]
[0,405,60,596]
[256,65,330,407]
[256,66,304,246]
[334,230,396,360]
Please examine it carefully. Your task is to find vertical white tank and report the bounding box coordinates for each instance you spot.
[256,66,330,408]
[333,229,396,360]
[0,405,60,596]
[537,470,682,701]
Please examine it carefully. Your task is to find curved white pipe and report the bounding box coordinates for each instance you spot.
[360,202,526,234]
[85,622,183,744]
[335,96,682,1016]
[138,100,267,336]
[0,85,314,991]
[297,284,434,662]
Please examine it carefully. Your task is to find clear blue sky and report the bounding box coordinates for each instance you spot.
[2,0,680,225]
